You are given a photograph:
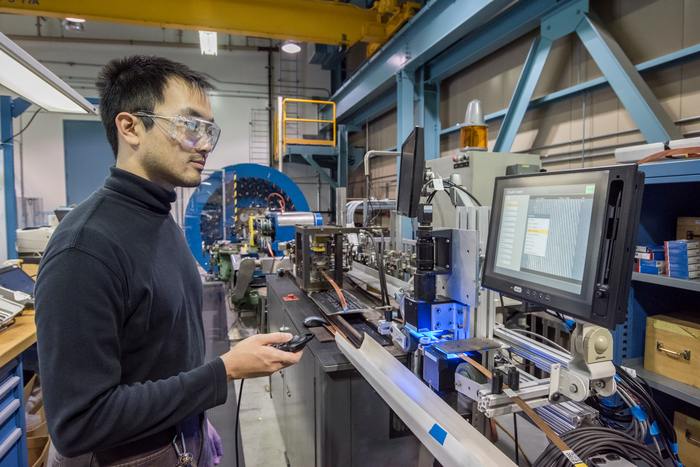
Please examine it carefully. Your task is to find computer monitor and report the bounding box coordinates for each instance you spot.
[482,164,644,330]
[396,126,425,218]
[0,265,35,295]
[54,208,73,222]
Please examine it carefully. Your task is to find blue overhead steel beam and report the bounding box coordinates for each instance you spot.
[576,13,682,142]
[332,0,513,122]
[333,0,573,125]
[494,0,586,152]
[439,42,700,137]
[426,0,570,84]
[344,89,396,129]
[493,36,552,153]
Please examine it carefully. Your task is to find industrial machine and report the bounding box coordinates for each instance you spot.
[267,98,664,466]
[185,163,320,336]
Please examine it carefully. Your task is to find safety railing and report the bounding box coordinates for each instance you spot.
[282,98,336,153]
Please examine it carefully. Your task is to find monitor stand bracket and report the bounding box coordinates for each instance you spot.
[549,322,616,403]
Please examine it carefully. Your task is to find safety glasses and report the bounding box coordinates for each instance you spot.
[133,111,221,152]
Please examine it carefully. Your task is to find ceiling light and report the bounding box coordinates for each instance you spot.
[281,41,301,54]
[61,19,84,32]
[65,17,86,23]
[199,31,218,56]
[0,32,97,114]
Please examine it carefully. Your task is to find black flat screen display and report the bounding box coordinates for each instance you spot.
[396,127,425,218]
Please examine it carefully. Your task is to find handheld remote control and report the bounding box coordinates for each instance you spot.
[271,333,315,352]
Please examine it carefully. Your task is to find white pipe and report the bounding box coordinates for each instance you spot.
[362,150,399,199]
[277,95,284,173]
[363,150,399,177]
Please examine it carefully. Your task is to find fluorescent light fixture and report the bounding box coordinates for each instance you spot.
[65,17,86,23]
[0,32,97,114]
[281,41,301,54]
[199,31,218,56]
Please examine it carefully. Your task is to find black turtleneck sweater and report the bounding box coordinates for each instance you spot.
[35,167,228,457]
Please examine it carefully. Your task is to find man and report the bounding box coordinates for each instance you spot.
[34,55,301,466]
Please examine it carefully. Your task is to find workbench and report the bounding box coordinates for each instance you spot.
[0,263,38,467]
[266,275,432,467]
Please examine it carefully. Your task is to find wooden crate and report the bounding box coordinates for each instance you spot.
[675,412,700,467]
[644,314,700,388]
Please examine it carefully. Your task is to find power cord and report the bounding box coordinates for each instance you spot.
[1,108,41,145]
[235,379,244,467]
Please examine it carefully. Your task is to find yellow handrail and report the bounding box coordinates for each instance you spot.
[282,98,336,153]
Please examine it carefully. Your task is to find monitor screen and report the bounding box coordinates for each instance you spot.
[482,165,643,329]
[396,127,425,218]
[0,265,35,295]
[493,181,600,296]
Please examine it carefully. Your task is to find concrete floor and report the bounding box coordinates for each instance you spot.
[235,377,287,467]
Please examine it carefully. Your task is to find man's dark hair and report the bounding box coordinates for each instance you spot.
[96,55,215,158]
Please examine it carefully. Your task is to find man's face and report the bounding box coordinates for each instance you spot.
[138,79,214,191]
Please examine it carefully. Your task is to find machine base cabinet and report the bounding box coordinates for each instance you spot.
[675,411,700,467]
[644,314,700,388]
[267,276,432,467]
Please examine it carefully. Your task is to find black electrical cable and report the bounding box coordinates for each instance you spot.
[614,364,678,461]
[532,427,665,467]
[1,108,41,145]
[235,379,245,467]
[444,181,482,206]
[360,229,388,307]
[376,229,391,306]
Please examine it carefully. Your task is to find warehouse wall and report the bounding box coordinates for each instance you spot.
[349,0,700,198]
[0,15,331,215]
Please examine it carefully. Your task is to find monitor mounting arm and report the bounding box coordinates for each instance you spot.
[549,322,616,403]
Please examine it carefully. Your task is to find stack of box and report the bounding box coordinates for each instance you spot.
[664,240,700,279]
[634,245,665,274]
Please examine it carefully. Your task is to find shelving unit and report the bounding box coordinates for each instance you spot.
[632,273,700,292]
[621,159,700,421]
[624,357,700,407]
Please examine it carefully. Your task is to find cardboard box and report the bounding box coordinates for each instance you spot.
[675,411,700,467]
[645,314,700,388]
[27,435,50,467]
[678,217,700,241]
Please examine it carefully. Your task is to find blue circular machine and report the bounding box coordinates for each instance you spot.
[185,163,311,268]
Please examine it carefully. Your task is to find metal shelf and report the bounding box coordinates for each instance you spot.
[625,359,700,407]
[631,272,700,292]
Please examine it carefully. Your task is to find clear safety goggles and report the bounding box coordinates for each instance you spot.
[133,111,221,152]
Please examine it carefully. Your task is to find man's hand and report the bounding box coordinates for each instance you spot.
[207,419,223,465]
[220,333,303,381]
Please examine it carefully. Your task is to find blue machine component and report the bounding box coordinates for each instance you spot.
[184,163,310,268]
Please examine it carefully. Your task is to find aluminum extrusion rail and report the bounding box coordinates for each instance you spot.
[494,326,572,372]
[337,333,516,467]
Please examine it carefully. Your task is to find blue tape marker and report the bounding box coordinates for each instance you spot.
[631,405,647,422]
[429,424,448,445]
[675,461,683,467]
[650,420,660,435]
[671,442,678,454]
[343,306,349,312]
[600,398,615,407]
[615,374,621,382]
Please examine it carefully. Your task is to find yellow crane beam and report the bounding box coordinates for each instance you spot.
[0,0,384,46]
